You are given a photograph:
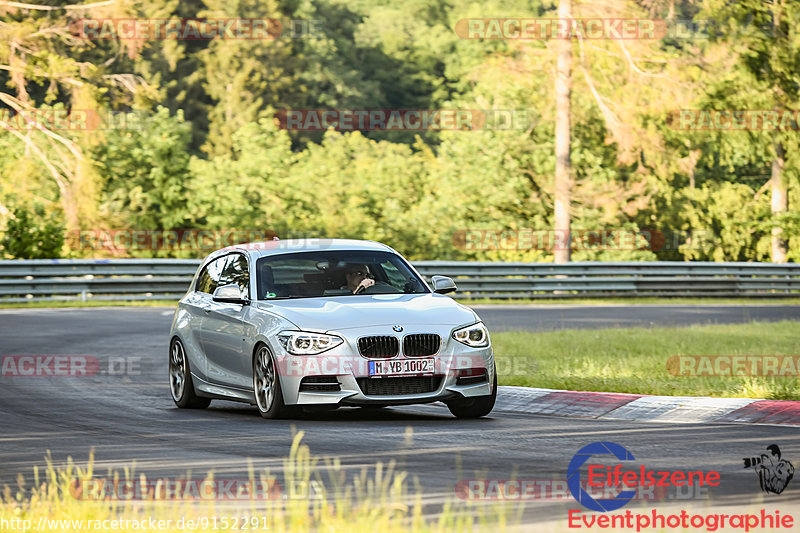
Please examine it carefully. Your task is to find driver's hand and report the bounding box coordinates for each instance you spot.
[354,278,375,293]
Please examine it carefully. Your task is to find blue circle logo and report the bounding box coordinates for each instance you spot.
[567,441,637,512]
[392,325,403,332]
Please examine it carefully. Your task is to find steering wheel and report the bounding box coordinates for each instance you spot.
[354,284,366,295]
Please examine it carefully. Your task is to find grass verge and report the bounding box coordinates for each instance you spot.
[493,320,800,400]
[0,433,521,532]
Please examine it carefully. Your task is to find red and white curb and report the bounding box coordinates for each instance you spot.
[495,386,800,426]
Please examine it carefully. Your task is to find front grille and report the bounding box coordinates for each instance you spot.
[299,376,341,392]
[403,334,441,356]
[358,336,399,358]
[357,376,442,396]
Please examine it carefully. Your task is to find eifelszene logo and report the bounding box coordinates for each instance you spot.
[567,441,721,512]
[744,444,794,494]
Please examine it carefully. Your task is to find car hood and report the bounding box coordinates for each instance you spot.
[254,293,478,332]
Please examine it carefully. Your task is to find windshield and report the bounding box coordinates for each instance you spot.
[255,250,430,300]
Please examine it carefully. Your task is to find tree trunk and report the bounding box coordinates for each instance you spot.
[770,141,787,263]
[553,0,572,263]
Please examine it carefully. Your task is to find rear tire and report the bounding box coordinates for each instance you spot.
[253,344,298,419]
[446,372,496,419]
[169,338,211,409]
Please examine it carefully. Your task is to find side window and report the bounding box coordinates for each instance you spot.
[219,254,250,298]
[196,256,226,294]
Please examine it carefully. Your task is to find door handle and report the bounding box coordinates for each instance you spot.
[203,307,212,314]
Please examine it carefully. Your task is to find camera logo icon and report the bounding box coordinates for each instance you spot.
[743,444,794,494]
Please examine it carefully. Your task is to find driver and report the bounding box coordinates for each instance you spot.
[344,264,375,294]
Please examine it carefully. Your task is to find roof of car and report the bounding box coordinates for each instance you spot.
[223,238,395,260]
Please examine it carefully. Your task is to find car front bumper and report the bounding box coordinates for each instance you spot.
[271,325,495,406]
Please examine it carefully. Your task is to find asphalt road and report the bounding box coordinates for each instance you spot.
[1,306,799,527]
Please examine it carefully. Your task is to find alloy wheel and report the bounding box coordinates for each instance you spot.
[254,347,275,412]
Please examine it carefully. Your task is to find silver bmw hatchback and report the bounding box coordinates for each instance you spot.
[168,239,496,418]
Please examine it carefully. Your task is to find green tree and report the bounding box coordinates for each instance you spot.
[92,107,193,230]
[188,116,295,232]
[0,0,155,230]
[698,0,800,262]
[0,204,64,258]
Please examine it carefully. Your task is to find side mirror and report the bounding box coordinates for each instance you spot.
[431,275,457,294]
[213,284,249,305]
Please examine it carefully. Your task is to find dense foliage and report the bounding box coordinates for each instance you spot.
[0,0,797,260]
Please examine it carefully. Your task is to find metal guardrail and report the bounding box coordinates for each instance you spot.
[0,259,798,302]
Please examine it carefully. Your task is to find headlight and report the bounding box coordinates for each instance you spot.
[277,331,343,355]
[452,322,490,348]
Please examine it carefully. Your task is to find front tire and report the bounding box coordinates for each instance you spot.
[253,344,297,419]
[446,371,496,419]
[169,338,211,409]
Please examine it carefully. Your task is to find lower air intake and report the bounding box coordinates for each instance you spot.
[299,376,341,392]
[357,376,442,396]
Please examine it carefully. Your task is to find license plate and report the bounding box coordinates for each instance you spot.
[368,358,434,377]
